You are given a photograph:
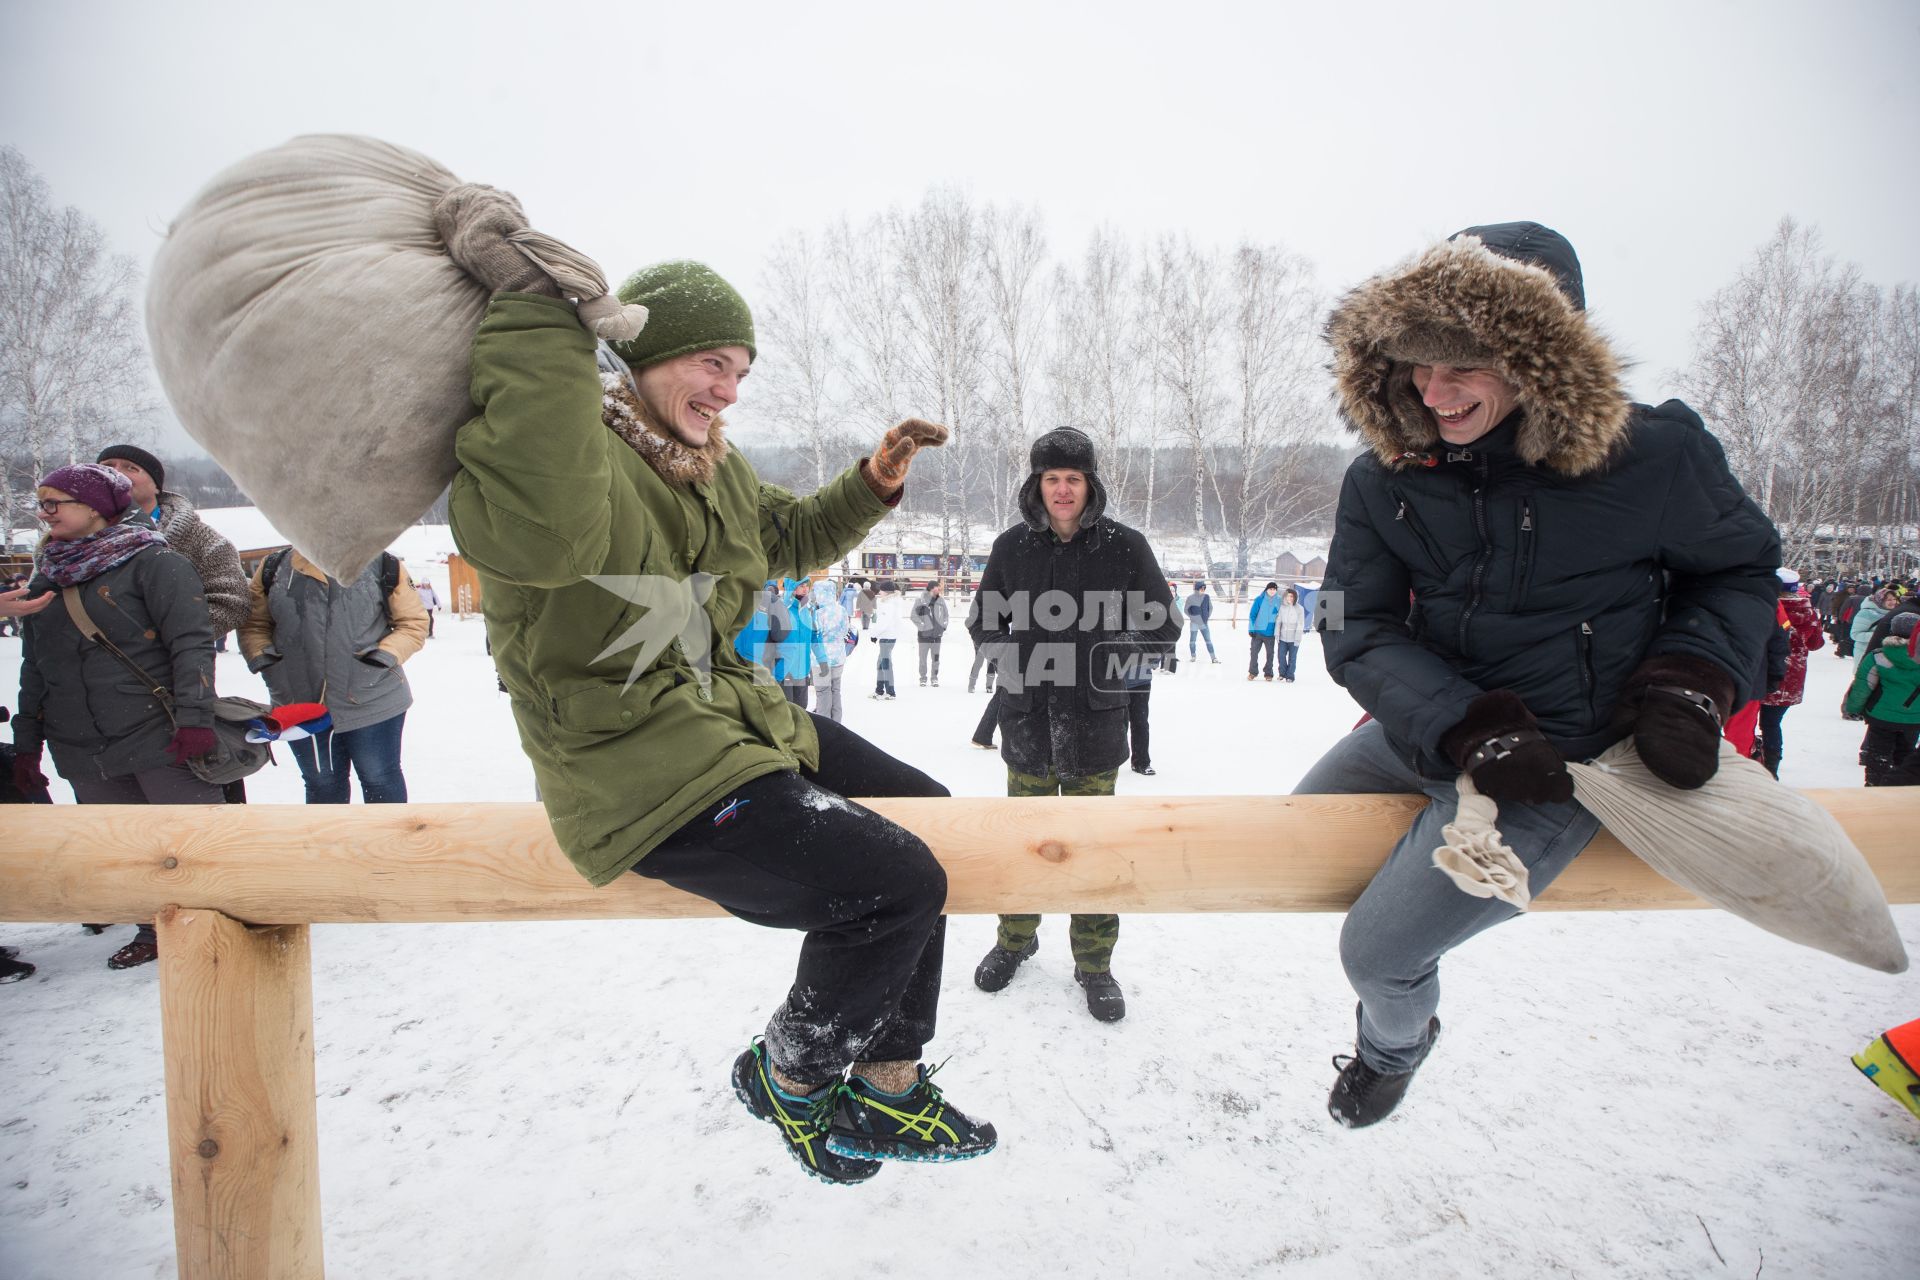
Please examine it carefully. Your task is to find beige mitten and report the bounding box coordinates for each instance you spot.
[433,184,560,297]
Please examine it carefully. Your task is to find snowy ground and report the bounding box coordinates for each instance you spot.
[1,550,1914,1280]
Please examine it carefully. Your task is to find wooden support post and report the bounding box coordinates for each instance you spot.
[156,906,324,1280]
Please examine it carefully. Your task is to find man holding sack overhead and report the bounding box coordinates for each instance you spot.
[1295,222,1780,1129]
[436,188,995,1185]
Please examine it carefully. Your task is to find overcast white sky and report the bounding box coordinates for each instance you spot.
[4,0,1918,452]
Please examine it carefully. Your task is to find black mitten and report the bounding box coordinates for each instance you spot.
[1616,654,1736,790]
[1440,690,1574,806]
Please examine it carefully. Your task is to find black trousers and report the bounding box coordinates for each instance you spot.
[1248,633,1275,677]
[1127,684,1151,769]
[972,687,1002,747]
[634,713,950,1081]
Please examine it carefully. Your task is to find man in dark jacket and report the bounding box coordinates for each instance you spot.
[1297,222,1780,1128]
[966,428,1180,1021]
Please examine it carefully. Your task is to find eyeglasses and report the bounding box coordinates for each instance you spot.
[37,498,89,515]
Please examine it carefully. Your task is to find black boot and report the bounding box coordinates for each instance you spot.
[0,947,34,983]
[1075,969,1126,1022]
[1328,1016,1441,1128]
[1763,751,1781,778]
[973,937,1037,992]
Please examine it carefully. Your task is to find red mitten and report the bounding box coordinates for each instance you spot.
[165,727,219,766]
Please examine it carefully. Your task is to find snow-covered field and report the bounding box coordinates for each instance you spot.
[1,545,1914,1279]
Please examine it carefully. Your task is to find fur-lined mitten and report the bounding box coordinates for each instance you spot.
[1615,653,1736,790]
[1440,689,1574,806]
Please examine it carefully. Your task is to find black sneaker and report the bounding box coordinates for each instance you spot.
[828,1063,998,1162]
[973,937,1037,992]
[1075,969,1126,1022]
[1327,1016,1440,1128]
[730,1040,880,1185]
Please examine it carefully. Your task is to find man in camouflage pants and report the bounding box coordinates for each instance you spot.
[967,428,1179,1021]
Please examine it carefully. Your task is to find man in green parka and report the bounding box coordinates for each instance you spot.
[437,189,996,1184]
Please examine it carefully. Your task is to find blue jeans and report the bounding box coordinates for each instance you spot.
[289,713,409,804]
[1188,619,1215,659]
[1277,639,1299,680]
[1294,720,1599,1073]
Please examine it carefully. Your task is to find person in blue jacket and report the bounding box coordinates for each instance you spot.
[777,578,817,708]
[1247,581,1281,680]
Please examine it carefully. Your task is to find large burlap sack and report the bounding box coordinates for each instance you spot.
[1434,738,1908,973]
[147,135,643,580]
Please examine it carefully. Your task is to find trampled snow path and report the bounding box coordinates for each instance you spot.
[1,553,1913,1278]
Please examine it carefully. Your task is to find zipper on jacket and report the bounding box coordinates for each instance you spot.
[1577,621,1597,721]
[1456,456,1493,653]
[1390,490,1449,577]
[1511,499,1536,608]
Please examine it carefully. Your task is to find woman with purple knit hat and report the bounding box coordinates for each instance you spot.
[11,463,223,969]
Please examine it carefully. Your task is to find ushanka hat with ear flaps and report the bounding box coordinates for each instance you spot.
[1325,220,1631,475]
[1018,426,1109,532]
[608,260,757,369]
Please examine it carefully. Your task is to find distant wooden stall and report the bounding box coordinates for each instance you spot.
[447,553,483,617]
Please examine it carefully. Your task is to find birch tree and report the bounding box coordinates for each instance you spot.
[893,188,987,568]
[0,146,153,534]
[1146,235,1225,569]
[979,202,1050,526]
[757,230,845,490]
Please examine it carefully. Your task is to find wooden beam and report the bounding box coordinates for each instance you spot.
[156,907,324,1280]
[2,791,1914,923]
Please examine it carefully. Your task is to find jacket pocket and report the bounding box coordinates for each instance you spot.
[1391,488,1451,578]
[1510,499,1536,609]
[550,671,677,735]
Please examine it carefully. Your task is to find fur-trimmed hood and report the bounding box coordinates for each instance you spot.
[600,371,731,488]
[1326,223,1630,476]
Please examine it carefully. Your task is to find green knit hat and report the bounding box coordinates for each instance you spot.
[609,260,756,369]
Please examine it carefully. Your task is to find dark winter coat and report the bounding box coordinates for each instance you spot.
[1761,593,1825,707]
[1319,224,1780,776]
[967,517,1179,778]
[15,545,216,780]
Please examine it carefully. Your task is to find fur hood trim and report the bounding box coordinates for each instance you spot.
[601,372,731,487]
[1327,235,1630,475]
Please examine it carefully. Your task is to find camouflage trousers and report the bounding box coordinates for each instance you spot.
[995,766,1121,972]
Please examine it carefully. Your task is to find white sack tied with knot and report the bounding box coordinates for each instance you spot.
[145,135,646,581]
[1432,737,1908,973]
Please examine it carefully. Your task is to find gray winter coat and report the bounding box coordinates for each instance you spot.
[240,554,422,733]
[15,545,216,780]
[120,492,249,633]
[912,591,950,638]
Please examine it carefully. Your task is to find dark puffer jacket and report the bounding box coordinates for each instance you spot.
[967,517,1179,778]
[1319,223,1780,775]
[15,546,215,780]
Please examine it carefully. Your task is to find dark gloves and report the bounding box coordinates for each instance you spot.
[11,750,49,796]
[1440,690,1574,806]
[432,184,561,297]
[165,727,219,767]
[1614,654,1736,790]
